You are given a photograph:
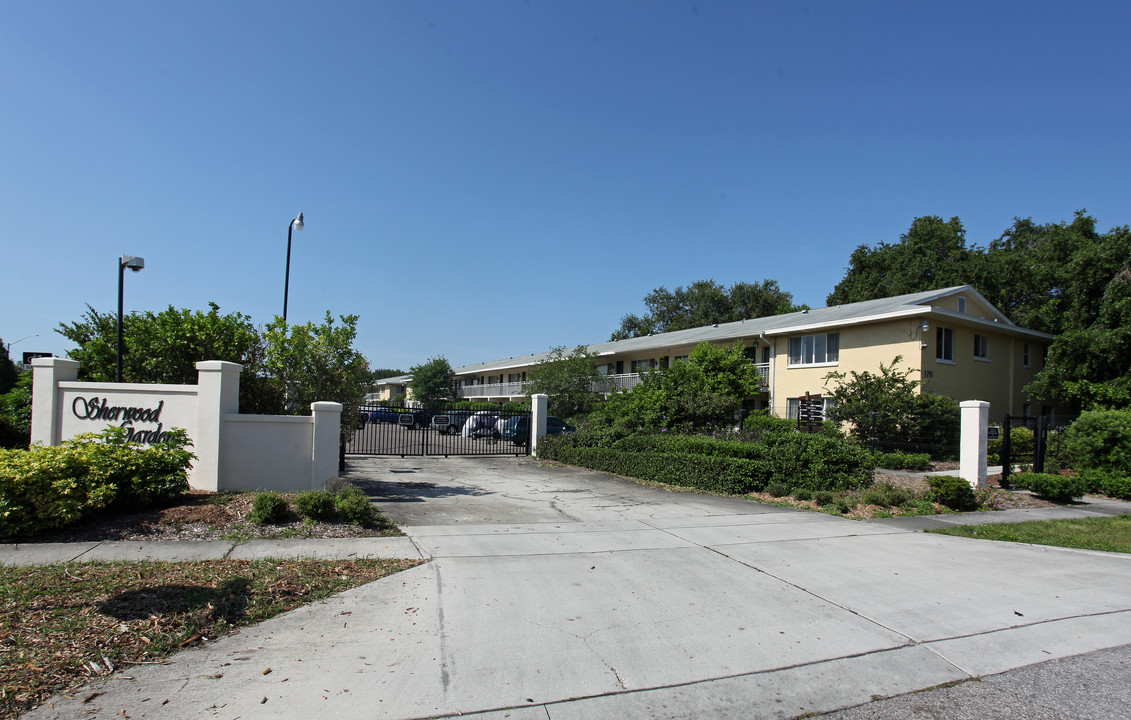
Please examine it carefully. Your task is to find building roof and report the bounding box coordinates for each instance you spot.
[453,285,1054,375]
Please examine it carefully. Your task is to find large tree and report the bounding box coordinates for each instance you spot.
[263,313,371,427]
[408,356,455,405]
[57,303,282,414]
[827,211,1131,410]
[593,341,763,432]
[525,346,603,421]
[826,216,973,306]
[611,279,803,340]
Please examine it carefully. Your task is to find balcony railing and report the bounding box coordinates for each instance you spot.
[454,363,769,400]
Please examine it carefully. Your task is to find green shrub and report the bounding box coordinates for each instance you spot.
[925,475,977,511]
[834,498,852,514]
[1098,472,1131,500]
[766,482,789,498]
[1075,469,1131,500]
[539,444,767,495]
[296,490,337,521]
[792,488,813,501]
[861,488,887,506]
[1013,472,1089,503]
[813,491,835,507]
[248,492,290,525]
[872,452,931,471]
[742,414,798,435]
[987,426,1034,465]
[0,426,194,537]
[334,486,383,527]
[1063,410,1131,477]
[884,487,910,507]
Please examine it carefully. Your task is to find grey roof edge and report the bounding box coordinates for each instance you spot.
[451,285,1051,375]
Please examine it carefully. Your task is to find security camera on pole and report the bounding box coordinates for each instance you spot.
[117,255,144,383]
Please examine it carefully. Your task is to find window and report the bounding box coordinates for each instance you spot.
[974,334,989,360]
[788,333,840,366]
[957,297,967,314]
[1023,343,1031,367]
[631,359,656,373]
[936,327,954,362]
[507,373,523,383]
[673,355,689,363]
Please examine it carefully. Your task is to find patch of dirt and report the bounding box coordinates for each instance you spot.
[4,489,399,544]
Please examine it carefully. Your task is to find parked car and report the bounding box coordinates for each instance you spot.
[432,410,473,434]
[462,411,503,438]
[400,409,433,430]
[499,416,575,445]
[367,409,401,424]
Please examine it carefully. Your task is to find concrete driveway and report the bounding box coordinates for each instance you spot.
[28,456,1131,719]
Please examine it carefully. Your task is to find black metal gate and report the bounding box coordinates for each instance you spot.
[999,412,1076,487]
[345,404,532,457]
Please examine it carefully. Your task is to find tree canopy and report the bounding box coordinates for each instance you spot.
[592,341,763,432]
[524,346,602,420]
[408,356,454,405]
[611,279,803,340]
[57,303,281,414]
[826,216,973,306]
[826,211,1131,410]
[262,312,371,429]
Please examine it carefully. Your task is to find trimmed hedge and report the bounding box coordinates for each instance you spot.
[541,430,872,494]
[540,446,766,495]
[0,426,195,537]
[871,452,931,472]
[1013,472,1089,503]
[925,475,977,511]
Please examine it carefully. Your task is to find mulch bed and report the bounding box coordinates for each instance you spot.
[3,490,399,545]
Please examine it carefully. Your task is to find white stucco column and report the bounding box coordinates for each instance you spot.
[194,361,243,491]
[310,401,343,490]
[530,394,549,457]
[30,357,80,446]
[959,400,990,488]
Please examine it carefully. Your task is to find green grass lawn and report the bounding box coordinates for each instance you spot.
[928,515,1131,554]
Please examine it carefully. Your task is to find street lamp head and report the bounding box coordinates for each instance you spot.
[293,212,304,232]
[120,255,145,272]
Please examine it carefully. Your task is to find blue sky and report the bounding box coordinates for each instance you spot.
[3,1,1128,372]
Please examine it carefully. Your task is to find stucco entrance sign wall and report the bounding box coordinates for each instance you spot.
[30,358,341,492]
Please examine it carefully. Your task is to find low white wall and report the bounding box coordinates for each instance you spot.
[220,415,314,492]
[31,358,342,493]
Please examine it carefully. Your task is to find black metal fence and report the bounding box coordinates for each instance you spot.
[862,410,960,459]
[346,403,532,457]
[998,412,1078,487]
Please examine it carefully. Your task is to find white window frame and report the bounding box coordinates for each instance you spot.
[957,296,967,314]
[787,332,840,367]
[936,327,955,363]
[974,334,989,361]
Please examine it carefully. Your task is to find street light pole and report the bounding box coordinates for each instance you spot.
[282,212,304,324]
[117,255,145,383]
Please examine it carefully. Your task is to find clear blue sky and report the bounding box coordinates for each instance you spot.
[4,1,1128,372]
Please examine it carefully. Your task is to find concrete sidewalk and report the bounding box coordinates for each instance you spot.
[11,458,1131,719]
[0,535,426,566]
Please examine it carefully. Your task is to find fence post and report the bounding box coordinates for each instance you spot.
[311,401,343,490]
[1001,413,1012,489]
[195,361,243,492]
[959,400,989,488]
[1034,415,1047,474]
[530,394,548,456]
[30,357,80,446]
